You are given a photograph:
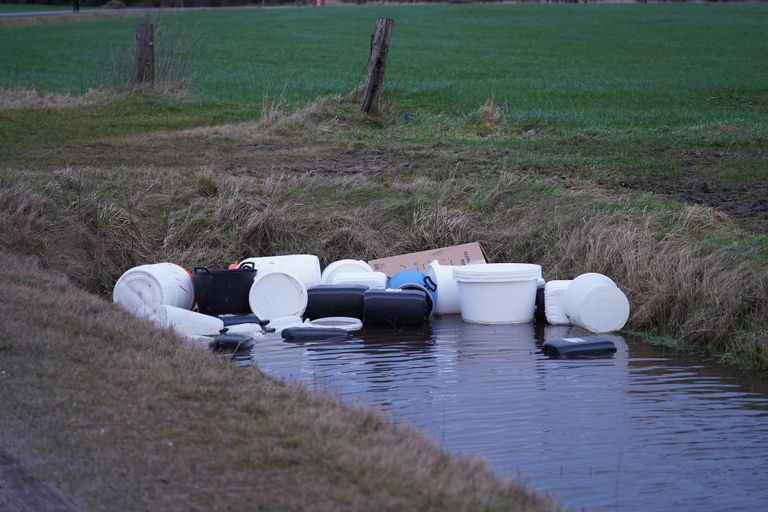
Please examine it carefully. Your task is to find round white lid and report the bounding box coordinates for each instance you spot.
[309,317,363,332]
[249,271,308,320]
[578,286,630,333]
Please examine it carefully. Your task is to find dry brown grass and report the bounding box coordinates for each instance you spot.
[2,157,765,370]
[0,248,558,512]
[0,88,111,110]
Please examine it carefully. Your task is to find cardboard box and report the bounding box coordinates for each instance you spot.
[368,242,487,277]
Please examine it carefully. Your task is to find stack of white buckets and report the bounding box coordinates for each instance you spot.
[113,256,630,337]
[425,261,629,332]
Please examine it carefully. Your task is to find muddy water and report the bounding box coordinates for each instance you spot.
[234,317,768,511]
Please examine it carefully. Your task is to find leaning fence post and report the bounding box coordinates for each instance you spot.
[361,18,394,114]
[134,22,155,86]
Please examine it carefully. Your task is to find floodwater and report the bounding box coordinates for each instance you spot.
[230,317,768,512]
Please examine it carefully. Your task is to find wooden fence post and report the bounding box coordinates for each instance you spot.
[361,18,394,114]
[134,22,155,86]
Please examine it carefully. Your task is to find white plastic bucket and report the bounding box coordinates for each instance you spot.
[563,273,629,333]
[331,271,387,289]
[544,280,573,325]
[453,263,541,324]
[151,305,224,336]
[239,255,321,289]
[309,317,363,332]
[321,259,373,284]
[424,260,460,316]
[113,263,194,316]
[248,271,308,321]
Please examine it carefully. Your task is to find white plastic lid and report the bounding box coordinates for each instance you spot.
[249,271,308,320]
[309,317,363,332]
[577,286,630,333]
[453,263,542,283]
[321,259,374,284]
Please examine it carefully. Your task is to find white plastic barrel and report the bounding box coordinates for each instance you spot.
[239,255,321,289]
[544,280,573,325]
[151,305,224,336]
[113,263,194,316]
[425,260,461,315]
[453,263,542,324]
[331,271,387,289]
[248,271,308,320]
[321,259,374,284]
[563,273,629,333]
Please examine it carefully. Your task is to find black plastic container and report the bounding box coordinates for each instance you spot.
[282,327,351,342]
[363,289,429,328]
[542,336,617,358]
[304,285,368,320]
[193,263,257,316]
[209,331,255,352]
[219,314,267,327]
[535,280,546,323]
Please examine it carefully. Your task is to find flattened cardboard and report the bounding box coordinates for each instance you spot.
[368,242,486,277]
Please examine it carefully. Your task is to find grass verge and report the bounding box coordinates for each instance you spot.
[0,247,557,511]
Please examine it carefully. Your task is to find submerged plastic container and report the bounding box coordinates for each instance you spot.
[321,259,374,284]
[282,327,351,342]
[453,263,542,324]
[265,315,307,335]
[152,305,224,336]
[388,269,437,317]
[249,271,308,321]
[424,260,460,316]
[331,271,388,289]
[239,255,321,289]
[544,280,573,325]
[304,285,368,320]
[113,263,194,316]
[363,289,429,328]
[563,273,629,333]
[542,335,618,358]
[193,263,258,316]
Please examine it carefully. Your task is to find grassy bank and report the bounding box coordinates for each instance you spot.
[0,247,556,511]
[1,3,767,508]
[1,92,766,370]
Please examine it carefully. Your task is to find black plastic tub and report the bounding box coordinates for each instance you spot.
[363,289,429,328]
[304,284,368,320]
[193,263,257,316]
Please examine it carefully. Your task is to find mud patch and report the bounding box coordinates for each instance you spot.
[0,452,84,512]
[625,173,768,224]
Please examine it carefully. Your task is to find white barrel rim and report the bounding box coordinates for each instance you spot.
[308,317,363,332]
[454,263,541,283]
[321,259,374,284]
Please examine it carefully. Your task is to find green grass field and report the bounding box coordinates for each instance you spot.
[2,4,767,128]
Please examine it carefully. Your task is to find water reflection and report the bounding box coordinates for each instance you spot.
[239,318,768,512]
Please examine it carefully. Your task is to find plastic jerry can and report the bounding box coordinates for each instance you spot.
[363,289,429,328]
[304,285,368,320]
[542,336,617,358]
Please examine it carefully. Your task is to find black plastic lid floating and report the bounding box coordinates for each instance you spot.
[542,336,617,358]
